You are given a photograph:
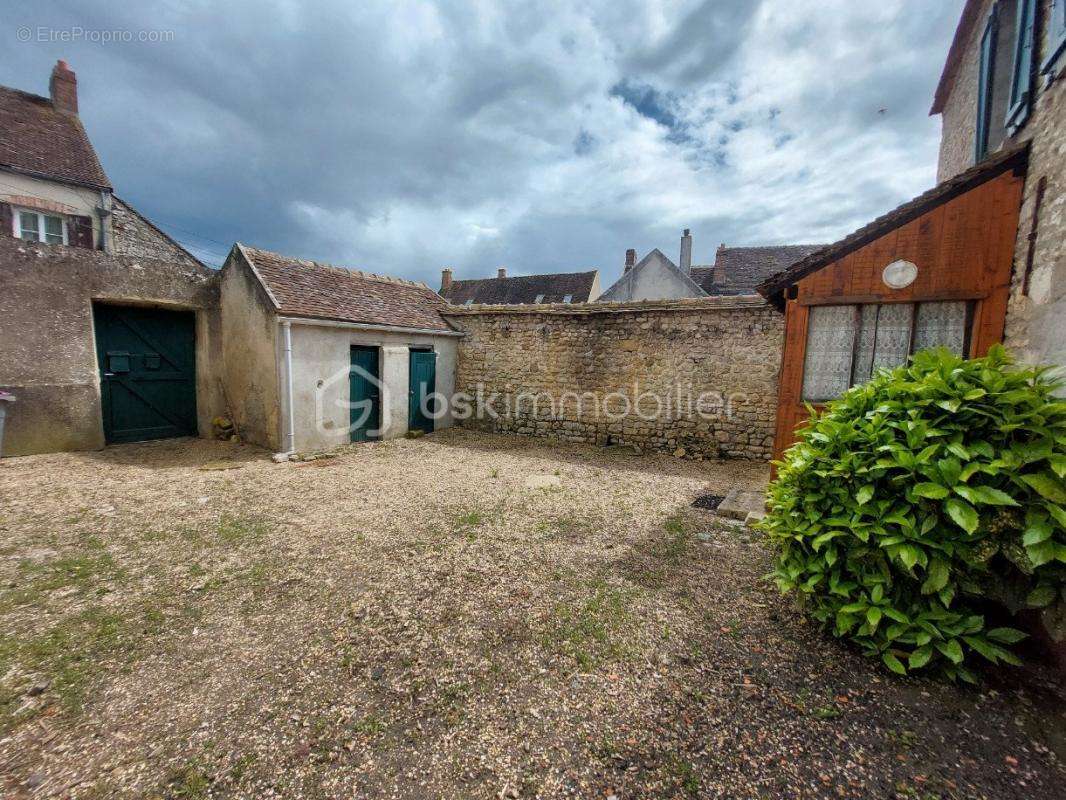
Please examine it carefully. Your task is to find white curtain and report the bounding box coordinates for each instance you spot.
[871,303,914,374]
[913,301,968,355]
[802,305,858,402]
[802,301,970,402]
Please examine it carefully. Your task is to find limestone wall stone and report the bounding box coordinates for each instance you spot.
[445,297,783,461]
[110,197,203,267]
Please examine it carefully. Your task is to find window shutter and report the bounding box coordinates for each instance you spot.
[0,202,11,238]
[71,215,94,249]
[1044,0,1066,77]
[1006,0,1036,130]
[976,7,998,161]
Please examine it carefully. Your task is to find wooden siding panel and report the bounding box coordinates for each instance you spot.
[771,169,1025,463]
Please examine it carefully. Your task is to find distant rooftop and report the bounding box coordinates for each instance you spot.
[441,268,599,305]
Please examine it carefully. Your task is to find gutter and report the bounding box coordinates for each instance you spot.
[281,320,296,456]
[276,315,465,337]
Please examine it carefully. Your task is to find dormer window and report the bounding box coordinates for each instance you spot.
[15,209,66,245]
[562,294,573,303]
[534,294,544,304]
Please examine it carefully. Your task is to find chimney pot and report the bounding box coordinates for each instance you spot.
[49,60,78,115]
[497,267,507,279]
[624,248,636,273]
[440,267,453,294]
[679,229,693,272]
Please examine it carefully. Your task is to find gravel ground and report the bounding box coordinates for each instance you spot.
[0,429,1064,800]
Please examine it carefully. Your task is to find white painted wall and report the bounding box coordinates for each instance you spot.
[280,321,459,452]
[597,249,706,302]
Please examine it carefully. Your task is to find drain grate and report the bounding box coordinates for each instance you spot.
[691,493,725,510]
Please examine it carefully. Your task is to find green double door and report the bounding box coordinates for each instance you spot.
[93,304,198,444]
[408,349,436,434]
[349,346,381,442]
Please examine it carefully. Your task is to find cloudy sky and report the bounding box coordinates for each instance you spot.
[4,0,964,288]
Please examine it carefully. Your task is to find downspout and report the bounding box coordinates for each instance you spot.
[96,189,111,252]
[282,320,296,455]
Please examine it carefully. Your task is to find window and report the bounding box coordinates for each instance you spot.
[15,209,66,245]
[464,299,474,306]
[562,294,573,304]
[534,294,544,304]
[976,6,1000,161]
[801,301,971,402]
[1005,0,1036,130]
[1044,0,1066,78]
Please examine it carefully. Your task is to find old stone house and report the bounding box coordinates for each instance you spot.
[598,229,821,302]
[440,266,601,305]
[0,61,226,456]
[219,245,461,454]
[932,0,1065,377]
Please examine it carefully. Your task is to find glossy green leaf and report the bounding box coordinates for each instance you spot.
[914,482,949,499]
[944,498,979,534]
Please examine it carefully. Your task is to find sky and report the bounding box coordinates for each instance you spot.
[2,0,966,289]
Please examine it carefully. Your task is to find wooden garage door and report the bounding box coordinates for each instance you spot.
[93,304,197,444]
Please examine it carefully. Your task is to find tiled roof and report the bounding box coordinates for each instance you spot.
[0,85,110,189]
[756,143,1030,308]
[443,270,598,305]
[239,245,455,332]
[690,245,825,296]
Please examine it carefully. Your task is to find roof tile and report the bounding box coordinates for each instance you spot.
[691,245,825,296]
[0,85,110,189]
[443,271,598,305]
[240,246,454,332]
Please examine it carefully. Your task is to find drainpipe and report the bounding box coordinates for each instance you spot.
[96,190,111,252]
[282,320,296,455]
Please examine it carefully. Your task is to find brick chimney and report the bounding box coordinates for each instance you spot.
[497,267,507,279]
[679,229,693,272]
[624,248,636,273]
[440,268,453,294]
[50,60,78,115]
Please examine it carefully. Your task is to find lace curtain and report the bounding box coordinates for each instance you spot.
[913,301,968,355]
[802,305,858,402]
[802,301,969,401]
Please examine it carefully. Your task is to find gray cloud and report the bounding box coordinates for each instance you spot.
[1,0,966,286]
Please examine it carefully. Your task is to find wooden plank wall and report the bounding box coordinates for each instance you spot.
[772,168,1026,463]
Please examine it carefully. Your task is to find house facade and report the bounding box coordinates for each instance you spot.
[440,266,601,305]
[0,61,227,457]
[220,245,461,454]
[933,0,1065,380]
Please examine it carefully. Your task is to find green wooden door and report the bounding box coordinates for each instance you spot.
[408,349,436,434]
[349,346,381,442]
[93,304,197,444]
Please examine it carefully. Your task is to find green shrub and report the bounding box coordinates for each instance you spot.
[761,346,1066,681]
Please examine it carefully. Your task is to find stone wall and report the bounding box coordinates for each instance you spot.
[0,236,224,456]
[936,0,1066,385]
[110,197,204,268]
[444,297,783,461]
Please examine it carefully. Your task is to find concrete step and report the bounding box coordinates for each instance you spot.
[715,489,766,522]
